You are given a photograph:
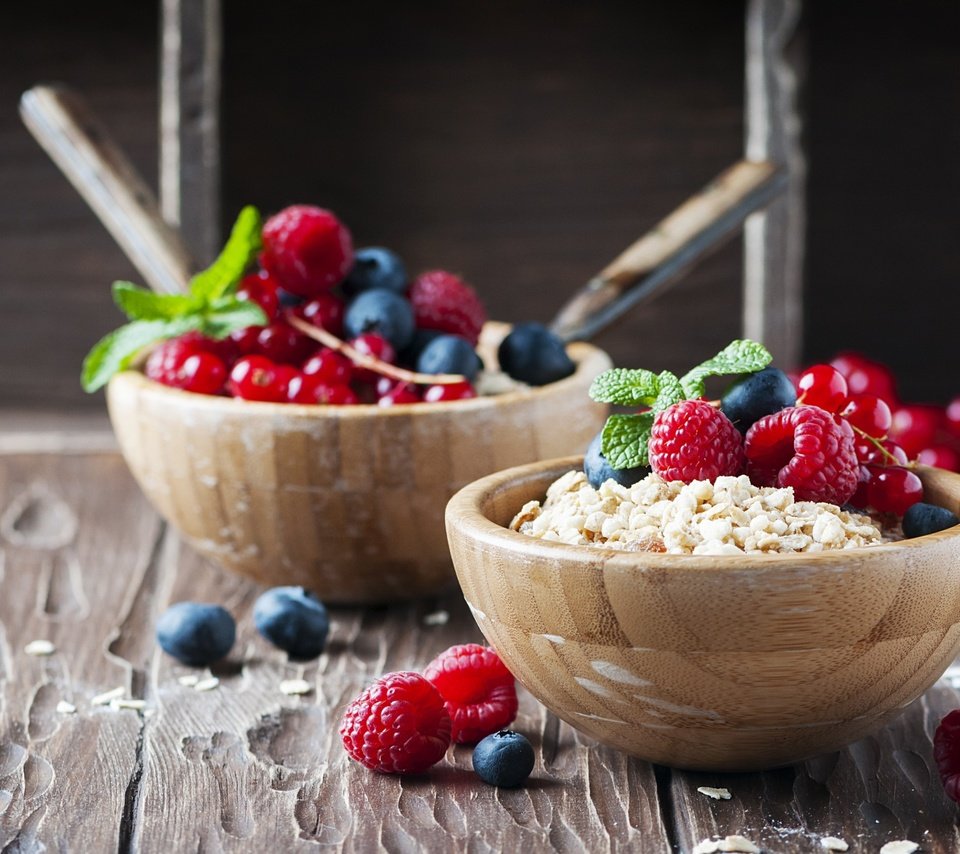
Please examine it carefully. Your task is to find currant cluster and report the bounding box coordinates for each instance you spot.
[795,362,922,515]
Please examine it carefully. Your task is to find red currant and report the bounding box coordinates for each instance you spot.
[227,356,288,402]
[423,381,477,403]
[841,394,892,438]
[256,322,315,365]
[349,333,396,383]
[378,383,421,406]
[302,348,352,385]
[865,465,923,515]
[229,326,263,356]
[919,446,960,473]
[298,293,345,337]
[177,353,226,395]
[288,374,358,405]
[796,365,848,413]
[831,352,897,406]
[236,270,280,322]
[889,405,943,458]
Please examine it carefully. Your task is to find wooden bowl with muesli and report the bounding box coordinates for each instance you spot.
[445,456,960,771]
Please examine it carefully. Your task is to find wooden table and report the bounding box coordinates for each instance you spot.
[1,440,959,852]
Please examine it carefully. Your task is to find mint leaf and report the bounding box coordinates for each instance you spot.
[652,370,685,415]
[589,368,661,406]
[189,206,262,301]
[81,317,199,392]
[679,339,772,399]
[200,297,269,338]
[600,412,654,469]
[112,281,198,320]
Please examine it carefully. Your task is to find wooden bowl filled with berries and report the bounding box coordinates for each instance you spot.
[446,342,960,770]
[92,206,611,603]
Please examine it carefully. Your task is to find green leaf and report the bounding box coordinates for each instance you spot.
[652,370,685,415]
[81,317,199,392]
[600,412,654,469]
[112,281,198,320]
[199,297,269,339]
[679,339,772,399]
[189,206,262,301]
[589,368,661,406]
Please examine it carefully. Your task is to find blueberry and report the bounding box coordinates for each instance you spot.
[253,586,330,660]
[343,247,408,296]
[902,502,960,539]
[277,288,305,308]
[344,289,415,350]
[720,367,797,434]
[472,730,535,787]
[583,430,649,489]
[497,323,575,386]
[156,602,235,667]
[399,328,444,367]
[416,334,482,381]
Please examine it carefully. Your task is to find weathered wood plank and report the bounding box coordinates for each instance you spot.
[743,0,806,367]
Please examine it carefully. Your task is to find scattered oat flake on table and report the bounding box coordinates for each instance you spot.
[178,674,199,687]
[819,838,848,851]
[879,842,919,854]
[718,836,761,853]
[111,698,147,711]
[55,700,76,714]
[423,610,449,626]
[194,677,220,692]
[279,678,312,696]
[693,840,720,854]
[698,786,732,800]
[24,640,55,656]
[92,687,125,706]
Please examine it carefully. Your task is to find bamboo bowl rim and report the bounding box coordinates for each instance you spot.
[108,340,610,419]
[446,456,960,576]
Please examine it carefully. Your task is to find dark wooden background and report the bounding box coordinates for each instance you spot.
[1,0,957,414]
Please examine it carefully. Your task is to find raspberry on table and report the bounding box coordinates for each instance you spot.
[339,671,451,774]
[935,709,960,803]
[423,643,518,744]
[648,400,745,484]
[409,270,487,346]
[745,405,859,505]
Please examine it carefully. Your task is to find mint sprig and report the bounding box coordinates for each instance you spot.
[588,339,772,469]
[82,206,266,392]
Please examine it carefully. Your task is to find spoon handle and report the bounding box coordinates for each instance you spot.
[19,85,194,295]
[550,159,786,342]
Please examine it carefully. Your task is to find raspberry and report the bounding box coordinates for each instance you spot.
[647,400,745,484]
[935,709,960,803]
[409,270,487,346]
[423,644,518,744]
[339,671,451,774]
[261,205,353,297]
[745,405,859,505]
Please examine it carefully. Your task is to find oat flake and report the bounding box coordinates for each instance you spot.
[56,700,76,714]
[693,841,720,854]
[718,836,761,853]
[879,843,919,854]
[279,678,312,696]
[697,786,732,800]
[91,687,125,706]
[819,838,848,852]
[194,677,220,692]
[24,640,55,656]
[178,675,199,687]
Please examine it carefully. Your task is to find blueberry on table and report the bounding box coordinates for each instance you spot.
[156,602,235,667]
[343,247,408,296]
[343,289,416,350]
[721,366,797,434]
[472,730,535,787]
[584,430,649,489]
[416,334,482,381]
[399,328,444,366]
[902,502,960,539]
[497,323,575,386]
[253,587,330,660]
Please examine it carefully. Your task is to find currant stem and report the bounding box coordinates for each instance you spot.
[286,312,467,386]
[849,423,914,468]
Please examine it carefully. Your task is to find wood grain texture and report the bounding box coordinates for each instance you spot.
[106,335,611,604]
[447,457,960,771]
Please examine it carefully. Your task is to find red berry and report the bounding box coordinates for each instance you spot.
[946,397,960,439]
[229,326,263,356]
[648,400,744,484]
[423,381,477,403]
[918,446,960,472]
[298,293,345,337]
[287,373,358,405]
[409,270,487,346]
[227,356,288,402]
[745,405,859,505]
[177,353,226,395]
[256,322,315,365]
[855,438,909,466]
[261,205,353,296]
[935,709,960,803]
[339,671,451,774]
[349,333,396,384]
[796,365,849,413]
[841,394,892,438]
[850,466,872,509]
[302,348,353,385]
[177,331,237,363]
[865,465,923,515]
[378,383,421,406]
[236,270,280,322]
[423,644,518,745]
[830,352,898,406]
[889,404,943,458]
